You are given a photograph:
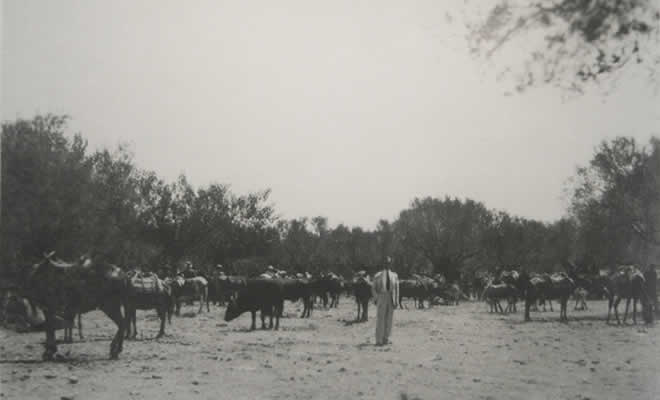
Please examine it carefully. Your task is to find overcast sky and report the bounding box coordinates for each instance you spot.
[3,1,659,229]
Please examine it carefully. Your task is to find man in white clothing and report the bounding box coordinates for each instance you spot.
[372,256,399,346]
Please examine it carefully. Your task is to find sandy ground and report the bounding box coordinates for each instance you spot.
[1,298,659,400]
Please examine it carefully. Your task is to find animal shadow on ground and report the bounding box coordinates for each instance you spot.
[279,324,317,332]
[0,354,110,364]
[55,336,112,344]
[508,314,634,325]
[355,342,377,350]
[179,311,199,318]
[124,335,171,342]
[341,319,366,326]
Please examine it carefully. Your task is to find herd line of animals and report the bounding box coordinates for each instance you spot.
[1,251,658,362]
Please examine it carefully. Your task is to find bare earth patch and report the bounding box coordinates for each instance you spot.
[1,300,659,400]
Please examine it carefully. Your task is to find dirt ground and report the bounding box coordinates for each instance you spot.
[1,298,659,400]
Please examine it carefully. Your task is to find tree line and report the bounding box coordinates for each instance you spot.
[2,115,658,281]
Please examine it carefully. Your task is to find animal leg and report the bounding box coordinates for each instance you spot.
[100,302,125,359]
[613,297,622,324]
[250,310,257,331]
[157,308,166,338]
[124,308,131,339]
[43,311,58,361]
[268,306,274,329]
[275,300,283,330]
[300,298,307,319]
[524,298,532,322]
[78,314,83,339]
[623,298,631,324]
[132,309,139,339]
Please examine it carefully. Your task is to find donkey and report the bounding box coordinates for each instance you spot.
[169,275,209,315]
[20,252,126,361]
[606,265,651,325]
[124,271,173,339]
[522,271,575,322]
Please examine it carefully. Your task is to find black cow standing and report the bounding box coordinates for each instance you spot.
[224,279,285,330]
[353,278,372,322]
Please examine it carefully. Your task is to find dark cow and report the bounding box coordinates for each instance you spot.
[224,279,285,330]
[315,274,343,308]
[398,279,425,309]
[353,277,372,322]
[20,252,126,360]
[279,278,314,318]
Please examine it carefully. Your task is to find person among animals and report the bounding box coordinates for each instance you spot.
[180,261,199,279]
[372,257,399,346]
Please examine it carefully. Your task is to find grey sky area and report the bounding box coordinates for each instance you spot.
[3,1,659,228]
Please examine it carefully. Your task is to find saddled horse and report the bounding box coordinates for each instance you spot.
[482,281,517,313]
[522,271,575,322]
[606,265,651,325]
[169,275,209,315]
[20,252,126,360]
[124,271,173,338]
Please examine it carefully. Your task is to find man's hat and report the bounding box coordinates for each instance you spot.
[267,265,275,271]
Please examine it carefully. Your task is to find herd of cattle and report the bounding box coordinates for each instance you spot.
[0,251,658,362]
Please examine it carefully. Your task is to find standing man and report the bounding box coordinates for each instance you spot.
[372,256,399,346]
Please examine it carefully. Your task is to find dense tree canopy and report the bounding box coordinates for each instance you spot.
[568,136,660,267]
[1,115,658,281]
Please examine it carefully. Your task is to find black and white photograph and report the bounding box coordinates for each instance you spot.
[1,1,660,399]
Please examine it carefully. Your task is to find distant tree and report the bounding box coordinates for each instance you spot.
[1,115,93,267]
[396,197,492,282]
[568,136,660,266]
[468,0,660,93]
[278,218,315,272]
